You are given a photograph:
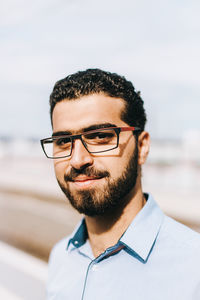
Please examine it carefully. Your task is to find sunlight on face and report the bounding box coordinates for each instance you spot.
[52,94,139,216]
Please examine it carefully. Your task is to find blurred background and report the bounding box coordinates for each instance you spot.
[0,0,200,299]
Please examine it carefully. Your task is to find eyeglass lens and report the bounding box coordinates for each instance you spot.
[43,128,118,158]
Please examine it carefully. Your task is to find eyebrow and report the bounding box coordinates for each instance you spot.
[52,123,117,137]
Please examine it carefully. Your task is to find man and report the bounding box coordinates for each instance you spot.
[41,69,200,300]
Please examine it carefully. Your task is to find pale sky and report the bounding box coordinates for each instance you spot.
[1,0,200,139]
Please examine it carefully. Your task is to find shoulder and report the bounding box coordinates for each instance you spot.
[48,235,71,266]
[48,219,84,268]
[159,215,200,250]
[48,218,84,263]
[47,234,75,294]
[50,235,71,255]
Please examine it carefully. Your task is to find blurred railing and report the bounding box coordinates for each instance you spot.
[0,137,200,260]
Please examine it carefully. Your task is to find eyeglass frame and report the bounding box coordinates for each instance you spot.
[40,126,141,159]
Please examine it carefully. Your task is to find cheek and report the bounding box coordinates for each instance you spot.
[54,160,68,180]
[114,157,128,174]
[95,142,136,178]
[109,148,136,177]
[98,156,126,179]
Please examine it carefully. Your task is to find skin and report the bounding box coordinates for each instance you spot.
[52,93,150,257]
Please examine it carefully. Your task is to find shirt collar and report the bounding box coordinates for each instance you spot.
[67,194,164,262]
[67,218,88,250]
[120,194,164,261]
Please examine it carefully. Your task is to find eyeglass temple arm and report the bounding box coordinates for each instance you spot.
[120,127,141,132]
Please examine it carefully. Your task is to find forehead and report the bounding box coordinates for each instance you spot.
[52,94,126,132]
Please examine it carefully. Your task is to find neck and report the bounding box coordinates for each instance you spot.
[85,181,145,258]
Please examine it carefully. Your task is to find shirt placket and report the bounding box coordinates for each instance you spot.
[81,243,125,300]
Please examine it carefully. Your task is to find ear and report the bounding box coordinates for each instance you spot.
[137,131,150,165]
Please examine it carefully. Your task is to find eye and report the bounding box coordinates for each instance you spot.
[84,130,116,144]
[55,137,71,147]
[87,132,114,139]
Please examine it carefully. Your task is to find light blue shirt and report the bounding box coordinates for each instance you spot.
[47,194,200,300]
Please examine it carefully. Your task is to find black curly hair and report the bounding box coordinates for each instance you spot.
[50,68,147,130]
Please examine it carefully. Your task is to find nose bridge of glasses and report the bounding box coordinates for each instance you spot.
[71,133,82,142]
[71,133,89,153]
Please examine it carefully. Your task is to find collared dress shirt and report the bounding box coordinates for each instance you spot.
[47,194,200,300]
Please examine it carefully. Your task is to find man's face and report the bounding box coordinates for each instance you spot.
[52,94,140,216]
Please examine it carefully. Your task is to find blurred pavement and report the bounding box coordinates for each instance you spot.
[0,241,47,300]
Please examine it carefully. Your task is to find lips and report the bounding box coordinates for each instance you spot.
[72,176,101,182]
[70,176,103,188]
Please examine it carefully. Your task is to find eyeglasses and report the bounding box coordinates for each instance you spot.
[40,126,141,159]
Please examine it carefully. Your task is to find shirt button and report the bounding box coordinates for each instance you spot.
[92,265,98,271]
[74,241,79,245]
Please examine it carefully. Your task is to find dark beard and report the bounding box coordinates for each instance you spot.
[57,146,138,217]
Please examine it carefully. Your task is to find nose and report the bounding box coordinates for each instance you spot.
[69,139,94,170]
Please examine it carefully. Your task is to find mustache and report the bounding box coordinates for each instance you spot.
[64,167,110,182]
